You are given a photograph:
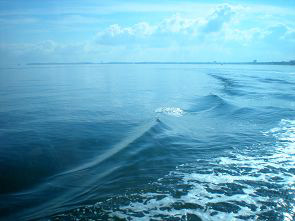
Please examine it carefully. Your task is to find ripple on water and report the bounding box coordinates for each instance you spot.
[52,119,295,221]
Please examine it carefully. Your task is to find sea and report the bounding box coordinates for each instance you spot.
[0,64,294,221]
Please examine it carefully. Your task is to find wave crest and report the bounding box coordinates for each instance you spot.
[155,107,184,117]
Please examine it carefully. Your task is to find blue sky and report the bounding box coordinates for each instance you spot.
[0,0,294,64]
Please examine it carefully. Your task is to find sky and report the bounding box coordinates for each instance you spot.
[0,0,294,64]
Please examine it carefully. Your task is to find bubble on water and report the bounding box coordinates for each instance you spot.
[52,119,295,221]
[155,107,184,117]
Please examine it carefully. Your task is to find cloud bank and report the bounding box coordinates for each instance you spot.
[0,3,294,65]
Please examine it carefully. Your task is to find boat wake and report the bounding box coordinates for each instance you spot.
[52,119,295,221]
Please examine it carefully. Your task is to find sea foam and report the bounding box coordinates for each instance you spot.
[52,119,295,220]
[155,107,184,117]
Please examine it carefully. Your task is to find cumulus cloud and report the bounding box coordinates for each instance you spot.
[266,25,288,40]
[90,3,295,62]
[285,30,295,41]
[1,3,295,65]
[158,14,198,34]
[264,24,295,42]
[95,24,132,45]
[95,22,156,45]
[202,4,235,33]
[133,22,156,36]
[223,28,266,45]
[94,4,239,47]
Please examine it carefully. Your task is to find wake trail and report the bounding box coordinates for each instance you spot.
[56,119,160,176]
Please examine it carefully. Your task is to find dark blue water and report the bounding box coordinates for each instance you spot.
[0,64,294,220]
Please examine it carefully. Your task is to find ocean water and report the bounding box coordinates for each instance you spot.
[0,64,294,221]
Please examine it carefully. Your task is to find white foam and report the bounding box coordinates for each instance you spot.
[55,119,295,220]
[105,119,295,220]
[155,107,184,117]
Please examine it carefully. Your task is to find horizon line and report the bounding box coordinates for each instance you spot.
[26,60,295,66]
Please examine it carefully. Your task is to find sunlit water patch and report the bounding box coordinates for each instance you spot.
[52,119,295,220]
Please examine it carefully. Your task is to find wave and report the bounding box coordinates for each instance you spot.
[56,119,166,176]
[187,94,236,114]
[52,119,295,220]
[155,107,184,117]
[0,118,173,221]
[271,93,295,101]
[209,74,246,96]
[259,77,295,86]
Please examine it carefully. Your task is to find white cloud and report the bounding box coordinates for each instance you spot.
[285,29,295,41]
[95,24,135,45]
[223,28,266,45]
[1,3,295,65]
[158,14,198,34]
[94,4,239,47]
[95,22,156,46]
[202,4,235,33]
[132,22,155,36]
[96,4,244,45]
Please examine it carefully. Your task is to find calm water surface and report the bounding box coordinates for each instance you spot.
[0,64,294,220]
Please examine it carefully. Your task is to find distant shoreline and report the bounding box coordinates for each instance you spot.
[27,61,295,66]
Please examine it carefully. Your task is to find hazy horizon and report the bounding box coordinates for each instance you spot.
[0,0,295,65]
